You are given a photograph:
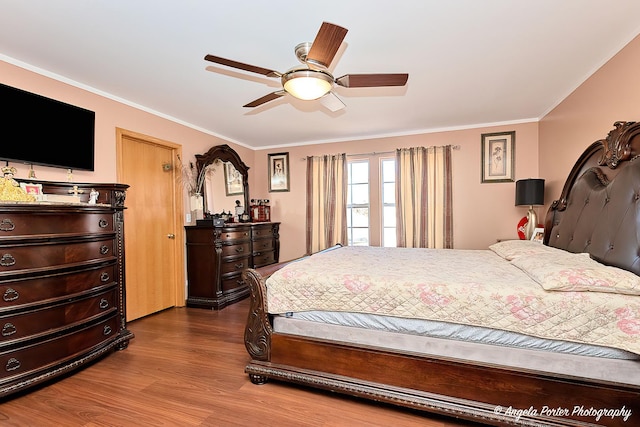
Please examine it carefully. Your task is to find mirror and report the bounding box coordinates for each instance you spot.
[195,144,250,218]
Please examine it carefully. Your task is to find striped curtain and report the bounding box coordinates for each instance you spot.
[306,154,348,254]
[396,145,453,248]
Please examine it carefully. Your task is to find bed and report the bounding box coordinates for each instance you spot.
[242,121,640,427]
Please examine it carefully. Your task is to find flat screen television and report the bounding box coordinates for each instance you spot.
[0,83,95,171]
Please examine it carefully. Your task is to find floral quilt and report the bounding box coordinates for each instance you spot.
[266,245,640,355]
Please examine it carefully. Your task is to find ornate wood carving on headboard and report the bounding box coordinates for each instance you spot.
[598,120,640,168]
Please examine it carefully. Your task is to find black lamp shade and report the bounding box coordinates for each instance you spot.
[515,179,544,206]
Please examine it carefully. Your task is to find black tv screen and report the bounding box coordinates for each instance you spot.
[0,83,95,171]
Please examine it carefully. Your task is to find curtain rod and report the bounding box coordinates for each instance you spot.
[347,145,461,157]
[301,145,460,160]
[347,150,393,157]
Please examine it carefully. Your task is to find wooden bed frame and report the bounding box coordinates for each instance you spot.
[243,121,640,427]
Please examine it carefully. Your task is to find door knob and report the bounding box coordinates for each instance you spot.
[167,234,175,239]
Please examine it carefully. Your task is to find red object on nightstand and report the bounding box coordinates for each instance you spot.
[517,216,528,239]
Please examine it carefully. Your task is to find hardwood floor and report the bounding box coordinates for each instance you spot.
[0,299,483,426]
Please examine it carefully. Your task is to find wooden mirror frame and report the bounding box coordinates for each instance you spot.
[195,144,250,215]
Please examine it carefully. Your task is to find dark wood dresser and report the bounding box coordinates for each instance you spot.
[0,181,132,398]
[185,222,279,309]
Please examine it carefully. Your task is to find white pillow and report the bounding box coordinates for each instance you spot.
[511,251,640,296]
[489,240,558,261]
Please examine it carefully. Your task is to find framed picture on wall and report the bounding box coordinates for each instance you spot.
[224,162,244,196]
[268,152,290,192]
[481,131,515,183]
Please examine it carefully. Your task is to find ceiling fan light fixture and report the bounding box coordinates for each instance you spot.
[204,22,409,109]
[282,69,333,100]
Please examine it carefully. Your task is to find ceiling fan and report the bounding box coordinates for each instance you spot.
[204,22,409,112]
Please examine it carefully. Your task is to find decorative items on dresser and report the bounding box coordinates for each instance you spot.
[0,180,132,398]
[250,199,270,222]
[185,222,279,310]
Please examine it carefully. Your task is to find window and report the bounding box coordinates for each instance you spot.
[347,161,369,246]
[381,159,396,247]
[347,156,396,247]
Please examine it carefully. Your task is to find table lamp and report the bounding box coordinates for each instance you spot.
[515,178,545,239]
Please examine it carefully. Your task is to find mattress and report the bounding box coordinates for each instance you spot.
[283,310,639,360]
[273,314,640,386]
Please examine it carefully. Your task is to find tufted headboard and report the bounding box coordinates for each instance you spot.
[545,121,640,275]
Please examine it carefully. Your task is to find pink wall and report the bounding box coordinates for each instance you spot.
[257,122,539,261]
[539,34,640,209]
[0,61,250,187]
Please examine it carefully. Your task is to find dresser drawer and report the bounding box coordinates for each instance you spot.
[253,250,276,268]
[220,256,250,275]
[0,288,117,346]
[251,225,275,239]
[0,238,115,275]
[221,274,246,294]
[0,314,119,382]
[219,228,251,242]
[221,242,250,258]
[252,238,274,252]
[0,211,114,238]
[0,264,116,311]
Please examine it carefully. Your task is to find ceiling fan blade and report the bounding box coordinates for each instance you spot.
[306,22,348,68]
[243,91,285,108]
[319,92,346,112]
[204,54,281,78]
[335,73,409,88]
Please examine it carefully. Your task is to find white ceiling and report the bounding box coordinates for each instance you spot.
[1,1,640,149]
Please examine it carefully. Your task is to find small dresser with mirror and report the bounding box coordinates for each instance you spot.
[185,145,280,310]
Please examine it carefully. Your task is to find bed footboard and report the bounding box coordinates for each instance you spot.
[243,268,272,387]
[243,261,301,384]
[242,265,640,426]
[243,268,271,357]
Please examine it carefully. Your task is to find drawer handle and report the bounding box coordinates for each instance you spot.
[103,325,112,336]
[0,219,15,232]
[100,272,110,282]
[99,299,109,309]
[0,254,15,267]
[235,262,244,269]
[5,358,20,372]
[100,245,109,255]
[3,288,19,302]
[98,219,109,228]
[235,247,244,253]
[2,323,16,337]
[254,252,261,257]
